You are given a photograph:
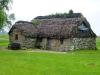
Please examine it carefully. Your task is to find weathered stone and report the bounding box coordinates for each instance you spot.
[72,38,96,50]
[9,29,36,49]
[41,38,47,49]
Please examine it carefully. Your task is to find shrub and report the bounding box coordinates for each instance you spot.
[31,19,40,26]
[9,43,21,50]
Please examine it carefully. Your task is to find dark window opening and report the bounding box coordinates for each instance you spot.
[60,39,64,44]
[38,38,42,42]
[15,34,18,40]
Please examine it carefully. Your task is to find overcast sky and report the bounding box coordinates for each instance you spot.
[10,0,100,35]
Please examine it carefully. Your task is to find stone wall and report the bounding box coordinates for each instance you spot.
[72,38,96,50]
[22,37,36,49]
[59,39,73,51]
[47,39,60,51]
[41,38,47,49]
[40,38,72,51]
[9,29,96,51]
[40,38,96,51]
[9,29,25,45]
[39,38,62,51]
[9,29,36,49]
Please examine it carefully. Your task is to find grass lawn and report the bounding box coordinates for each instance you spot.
[0,34,100,75]
[0,34,9,47]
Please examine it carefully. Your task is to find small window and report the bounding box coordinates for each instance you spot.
[15,34,18,40]
[78,23,88,31]
[60,39,64,44]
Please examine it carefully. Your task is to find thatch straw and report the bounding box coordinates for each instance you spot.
[9,15,96,39]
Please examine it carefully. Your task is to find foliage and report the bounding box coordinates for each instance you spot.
[0,0,12,10]
[31,19,40,26]
[0,9,7,29]
[6,13,15,30]
[0,0,15,30]
[34,10,82,19]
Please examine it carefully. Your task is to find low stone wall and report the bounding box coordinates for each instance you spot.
[40,38,73,51]
[45,39,60,51]
[22,37,36,49]
[59,39,72,51]
[72,38,96,50]
[40,38,96,51]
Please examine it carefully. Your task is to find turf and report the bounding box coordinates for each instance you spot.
[0,34,100,75]
[0,34,9,47]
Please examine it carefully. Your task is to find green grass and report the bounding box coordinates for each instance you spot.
[0,50,100,75]
[0,34,9,47]
[96,37,100,49]
[0,34,100,75]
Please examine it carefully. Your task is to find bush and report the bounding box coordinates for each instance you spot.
[9,43,21,50]
[31,19,40,26]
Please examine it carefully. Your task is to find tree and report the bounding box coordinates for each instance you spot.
[0,9,7,29]
[0,0,14,30]
[6,13,15,30]
[0,0,12,10]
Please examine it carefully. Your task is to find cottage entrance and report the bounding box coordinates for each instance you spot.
[47,38,51,49]
[35,38,42,48]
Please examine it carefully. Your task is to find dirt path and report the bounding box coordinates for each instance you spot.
[27,49,67,54]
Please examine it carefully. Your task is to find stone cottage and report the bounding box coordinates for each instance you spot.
[8,13,96,51]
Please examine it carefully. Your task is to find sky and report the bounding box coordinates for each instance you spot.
[10,0,100,35]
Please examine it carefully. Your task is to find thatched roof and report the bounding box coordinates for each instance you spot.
[8,21,37,37]
[35,18,96,38]
[9,14,96,39]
